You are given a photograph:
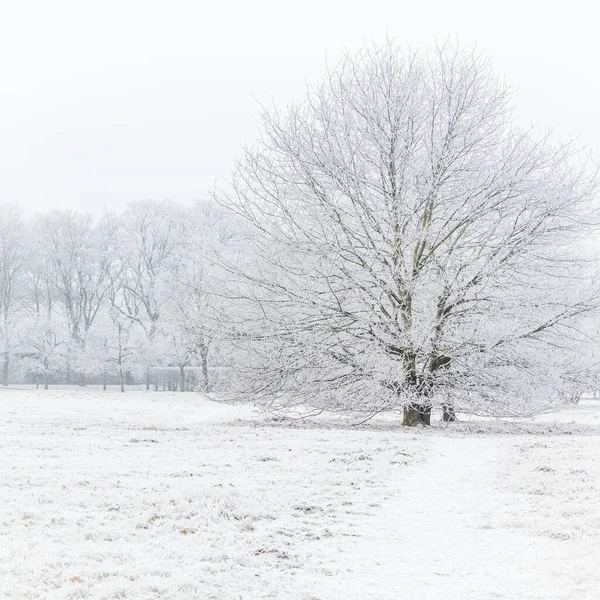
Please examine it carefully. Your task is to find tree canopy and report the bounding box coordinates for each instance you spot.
[217,42,600,424]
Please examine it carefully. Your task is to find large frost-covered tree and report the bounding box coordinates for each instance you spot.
[218,42,600,425]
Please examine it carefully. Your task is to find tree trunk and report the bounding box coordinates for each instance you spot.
[179,365,185,392]
[402,404,431,426]
[103,370,107,391]
[119,365,125,393]
[146,367,150,391]
[2,352,8,386]
[43,370,48,390]
[78,373,86,387]
[200,351,209,392]
[442,404,456,422]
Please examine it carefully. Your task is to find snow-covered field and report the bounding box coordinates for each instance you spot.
[1,389,599,599]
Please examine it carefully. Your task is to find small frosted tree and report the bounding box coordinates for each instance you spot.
[19,307,67,390]
[101,307,143,392]
[217,42,600,425]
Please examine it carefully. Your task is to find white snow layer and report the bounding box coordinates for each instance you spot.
[1,389,599,599]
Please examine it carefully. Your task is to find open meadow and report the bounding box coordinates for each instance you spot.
[1,388,600,599]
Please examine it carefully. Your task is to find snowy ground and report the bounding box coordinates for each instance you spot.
[1,389,599,599]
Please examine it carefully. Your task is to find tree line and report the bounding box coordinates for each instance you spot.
[0,200,227,392]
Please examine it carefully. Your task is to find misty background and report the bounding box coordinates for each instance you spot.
[1,0,598,215]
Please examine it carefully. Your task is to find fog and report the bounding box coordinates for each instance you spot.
[1,0,598,214]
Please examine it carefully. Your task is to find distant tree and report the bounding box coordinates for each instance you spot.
[0,204,28,386]
[102,306,142,393]
[34,211,115,386]
[217,41,600,425]
[20,251,66,389]
[115,200,186,389]
[165,201,232,392]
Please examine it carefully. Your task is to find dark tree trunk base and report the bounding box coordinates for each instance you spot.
[442,405,456,422]
[403,404,431,426]
[201,352,209,393]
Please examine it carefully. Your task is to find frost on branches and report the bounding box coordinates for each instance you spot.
[0,199,224,393]
[217,42,600,425]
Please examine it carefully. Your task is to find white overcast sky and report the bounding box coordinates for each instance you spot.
[1,0,598,215]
